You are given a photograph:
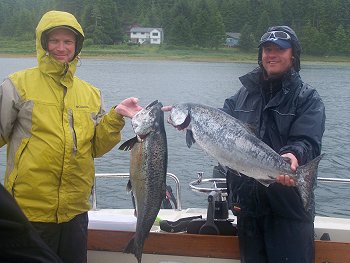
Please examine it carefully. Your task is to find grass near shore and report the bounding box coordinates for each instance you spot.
[1,39,350,64]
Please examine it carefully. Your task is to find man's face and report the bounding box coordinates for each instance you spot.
[262,43,293,78]
[47,28,76,63]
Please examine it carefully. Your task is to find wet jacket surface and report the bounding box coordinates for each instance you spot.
[0,11,125,223]
[222,67,325,221]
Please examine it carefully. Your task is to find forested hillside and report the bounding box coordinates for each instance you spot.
[1,0,350,55]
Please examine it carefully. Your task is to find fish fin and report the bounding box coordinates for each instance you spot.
[258,179,273,187]
[123,236,143,263]
[126,180,132,192]
[119,137,138,151]
[186,130,196,148]
[129,190,138,217]
[296,153,325,211]
[123,237,135,254]
[145,99,159,109]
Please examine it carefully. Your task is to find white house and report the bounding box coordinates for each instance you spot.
[130,27,164,45]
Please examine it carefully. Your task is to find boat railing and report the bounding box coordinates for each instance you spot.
[189,172,350,193]
[317,177,350,183]
[91,172,182,211]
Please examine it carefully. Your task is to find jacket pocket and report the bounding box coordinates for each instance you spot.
[5,138,29,196]
[71,109,95,155]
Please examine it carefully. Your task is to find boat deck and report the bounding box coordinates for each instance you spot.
[87,208,350,263]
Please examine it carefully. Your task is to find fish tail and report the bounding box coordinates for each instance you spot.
[123,236,142,263]
[123,237,135,254]
[296,153,325,211]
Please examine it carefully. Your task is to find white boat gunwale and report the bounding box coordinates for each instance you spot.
[88,173,350,263]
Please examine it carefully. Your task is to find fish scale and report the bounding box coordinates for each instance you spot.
[119,100,167,263]
[168,102,323,211]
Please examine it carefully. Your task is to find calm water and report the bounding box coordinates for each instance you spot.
[0,57,349,218]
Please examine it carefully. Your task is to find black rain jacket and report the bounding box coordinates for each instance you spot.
[222,67,325,222]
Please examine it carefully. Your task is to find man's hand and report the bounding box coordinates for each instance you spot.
[276,153,298,187]
[161,105,173,112]
[115,97,142,118]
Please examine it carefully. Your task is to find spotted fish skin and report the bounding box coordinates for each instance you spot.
[168,102,323,211]
[119,100,167,263]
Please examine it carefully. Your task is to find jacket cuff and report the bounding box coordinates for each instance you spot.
[106,107,125,126]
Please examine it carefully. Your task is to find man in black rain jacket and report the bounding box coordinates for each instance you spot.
[222,26,325,262]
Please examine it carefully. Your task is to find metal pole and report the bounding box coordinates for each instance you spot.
[317,177,350,184]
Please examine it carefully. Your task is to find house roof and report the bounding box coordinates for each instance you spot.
[130,27,163,33]
[226,32,241,39]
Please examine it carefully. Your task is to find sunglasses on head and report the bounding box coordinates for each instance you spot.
[260,31,291,42]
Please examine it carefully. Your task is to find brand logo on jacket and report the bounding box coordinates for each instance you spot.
[76,105,89,109]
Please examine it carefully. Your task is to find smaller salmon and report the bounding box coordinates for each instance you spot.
[119,100,167,263]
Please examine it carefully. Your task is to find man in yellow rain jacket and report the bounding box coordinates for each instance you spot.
[0,10,141,262]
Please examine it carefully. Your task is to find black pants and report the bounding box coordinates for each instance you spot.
[0,184,62,262]
[237,214,314,263]
[31,212,88,263]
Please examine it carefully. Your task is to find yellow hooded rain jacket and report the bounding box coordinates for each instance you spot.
[0,11,125,223]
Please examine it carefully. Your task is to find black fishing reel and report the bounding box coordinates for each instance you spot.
[189,172,229,221]
[186,172,237,236]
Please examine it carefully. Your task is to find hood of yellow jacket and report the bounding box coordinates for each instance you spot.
[35,10,85,83]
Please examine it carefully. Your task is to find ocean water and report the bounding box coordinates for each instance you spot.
[0,57,349,218]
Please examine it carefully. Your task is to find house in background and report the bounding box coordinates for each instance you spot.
[129,27,164,45]
[225,32,241,47]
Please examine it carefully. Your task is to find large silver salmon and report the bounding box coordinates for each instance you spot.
[119,100,167,263]
[168,103,323,211]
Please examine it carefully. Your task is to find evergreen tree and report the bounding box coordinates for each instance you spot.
[209,11,226,49]
[239,23,257,51]
[1,0,350,55]
[192,0,212,47]
[165,0,193,46]
[300,22,329,55]
[333,25,348,54]
[167,15,193,46]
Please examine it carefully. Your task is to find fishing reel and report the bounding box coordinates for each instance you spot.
[160,171,236,235]
[187,172,236,235]
[189,172,229,220]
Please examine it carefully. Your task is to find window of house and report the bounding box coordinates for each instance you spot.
[152,32,158,36]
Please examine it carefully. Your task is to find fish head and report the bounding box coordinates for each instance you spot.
[132,100,164,138]
[167,103,191,130]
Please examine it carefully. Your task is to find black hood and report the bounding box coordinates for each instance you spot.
[258,26,302,72]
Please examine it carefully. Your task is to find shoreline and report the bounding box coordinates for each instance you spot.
[1,52,350,66]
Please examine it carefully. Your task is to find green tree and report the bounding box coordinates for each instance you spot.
[239,23,256,51]
[192,0,212,47]
[255,10,270,40]
[333,24,348,54]
[167,15,193,46]
[209,11,226,49]
[300,22,329,55]
[81,0,122,44]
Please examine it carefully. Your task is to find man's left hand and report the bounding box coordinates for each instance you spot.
[276,153,298,187]
[115,97,143,118]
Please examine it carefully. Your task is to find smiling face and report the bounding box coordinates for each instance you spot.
[262,43,293,78]
[47,28,76,63]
